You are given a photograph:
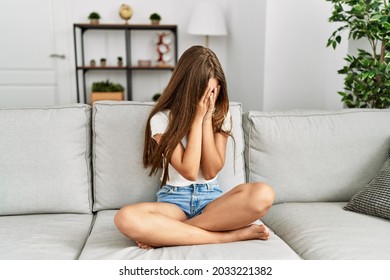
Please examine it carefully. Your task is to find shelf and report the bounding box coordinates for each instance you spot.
[73,23,178,103]
[74,23,177,31]
[77,66,126,70]
[77,66,175,71]
[130,66,175,70]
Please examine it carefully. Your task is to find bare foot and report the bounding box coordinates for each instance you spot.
[135,240,154,250]
[235,224,270,241]
[135,224,270,249]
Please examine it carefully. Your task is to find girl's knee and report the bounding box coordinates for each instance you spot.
[257,182,275,205]
[114,204,143,235]
[114,203,156,240]
[114,205,132,232]
[248,182,275,213]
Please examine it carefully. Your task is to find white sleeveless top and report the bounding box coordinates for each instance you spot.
[150,110,232,186]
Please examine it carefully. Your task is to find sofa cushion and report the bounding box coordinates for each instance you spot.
[92,101,246,211]
[78,210,300,260]
[243,109,390,203]
[262,202,390,260]
[344,155,390,220]
[0,214,93,260]
[0,105,92,215]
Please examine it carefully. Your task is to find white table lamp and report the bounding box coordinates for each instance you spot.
[187,1,227,47]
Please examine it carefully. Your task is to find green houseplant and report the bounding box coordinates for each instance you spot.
[88,12,101,24]
[91,80,124,104]
[326,0,390,108]
[92,80,124,92]
[149,13,161,25]
[152,93,161,101]
[117,56,123,67]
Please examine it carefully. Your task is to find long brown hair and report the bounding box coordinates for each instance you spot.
[143,45,231,185]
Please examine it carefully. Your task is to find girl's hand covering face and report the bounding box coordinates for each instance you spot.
[204,85,220,121]
[195,87,212,119]
[195,78,220,121]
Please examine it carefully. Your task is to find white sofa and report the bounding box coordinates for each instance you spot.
[1,101,389,260]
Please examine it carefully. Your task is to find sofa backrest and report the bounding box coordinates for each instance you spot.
[92,101,246,211]
[243,109,390,204]
[0,105,92,215]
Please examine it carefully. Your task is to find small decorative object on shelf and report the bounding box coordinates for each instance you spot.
[138,59,151,67]
[91,80,124,104]
[88,12,100,24]
[119,4,133,24]
[155,32,173,66]
[100,58,106,67]
[90,59,96,67]
[117,56,123,67]
[149,13,161,25]
[152,93,161,102]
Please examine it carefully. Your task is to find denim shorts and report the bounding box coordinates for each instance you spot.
[156,180,223,219]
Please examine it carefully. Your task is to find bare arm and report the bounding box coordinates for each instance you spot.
[201,122,228,180]
[200,86,228,179]
[153,90,210,181]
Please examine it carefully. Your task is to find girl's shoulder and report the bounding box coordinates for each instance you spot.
[150,110,171,135]
[152,109,170,121]
[222,110,232,131]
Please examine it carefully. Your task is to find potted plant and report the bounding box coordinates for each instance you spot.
[149,13,161,25]
[152,93,161,101]
[90,80,125,104]
[326,0,390,108]
[100,58,106,67]
[88,12,101,24]
[117,56,123,67]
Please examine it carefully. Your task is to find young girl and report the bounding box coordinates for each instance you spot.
[114,46,274,249]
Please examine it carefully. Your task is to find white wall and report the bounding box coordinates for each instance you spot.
[0,0,348,111]
[226,0,267,112]
[263,0,347,111]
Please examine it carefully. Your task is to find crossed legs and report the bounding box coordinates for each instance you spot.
[114,182,274,248]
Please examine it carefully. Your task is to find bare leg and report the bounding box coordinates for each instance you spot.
[186,182,274,231]
[114,182,274,248]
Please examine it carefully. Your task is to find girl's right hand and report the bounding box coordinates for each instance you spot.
[195,87,212,119]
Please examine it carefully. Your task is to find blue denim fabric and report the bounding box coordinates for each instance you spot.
[156,180,223,219]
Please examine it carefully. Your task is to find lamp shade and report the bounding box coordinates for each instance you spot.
[187,1,227,36]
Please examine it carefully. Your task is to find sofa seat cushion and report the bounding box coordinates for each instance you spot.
[79,210,300,260]
[0,214,93,260]
[262,202,390,259]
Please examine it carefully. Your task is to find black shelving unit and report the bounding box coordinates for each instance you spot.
[73,23,178,103]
